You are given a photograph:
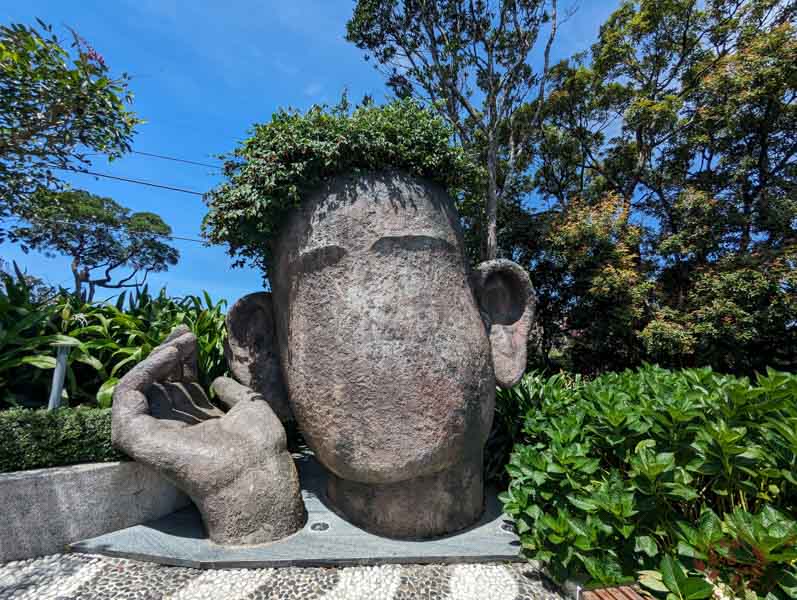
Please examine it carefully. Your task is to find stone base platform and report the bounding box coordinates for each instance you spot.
[70,453,521,569]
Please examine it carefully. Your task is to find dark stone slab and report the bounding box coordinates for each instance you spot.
[70,454,521,569]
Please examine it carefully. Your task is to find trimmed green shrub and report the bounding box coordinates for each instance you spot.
[500,365,797,597]
[0,407,124,472]
[485,370,582,484]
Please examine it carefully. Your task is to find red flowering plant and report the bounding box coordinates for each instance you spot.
[69,28,107,68]
[0,20,139,225]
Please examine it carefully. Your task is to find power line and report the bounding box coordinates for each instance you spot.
[131,150,222,169]
[53,166,206,196]
[156,232,206,244]
[9,215,207,244]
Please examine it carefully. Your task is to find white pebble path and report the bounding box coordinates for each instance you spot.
[0,554,567,600]
[3,556,104,600]
[318,565,403,600]
[449,564,520,600]
[165,568,275,600]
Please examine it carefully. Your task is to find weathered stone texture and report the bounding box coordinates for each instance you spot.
[471,259,535,388]
[269,171,534,537]
[225,292,294,423]
[110,170,534,542]
[0,461,188,562]
[326,452,484,539]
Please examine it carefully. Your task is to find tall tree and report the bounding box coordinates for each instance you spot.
[346,0,560,260]
[0,20,139,230]
[9,189,179,302]
[528,0,797,373]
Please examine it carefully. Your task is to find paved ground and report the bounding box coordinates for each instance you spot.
[0,554,565,600]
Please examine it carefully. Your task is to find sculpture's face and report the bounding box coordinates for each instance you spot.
[270,172,532,484]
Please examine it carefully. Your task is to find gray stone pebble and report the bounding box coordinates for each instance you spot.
[69,558,201,600]
[0,555,566,600]
[394,564,449,600]
[506,563,568,600]
[0,554,98,600]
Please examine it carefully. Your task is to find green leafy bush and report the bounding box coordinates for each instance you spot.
[486,371,582,484]
[639,506,797,599]
[0,268,227,408]
[203,97,480,277]
[0,407,123,472]
[0,265,76,404]
[64,286,228,406]
[500,365,797,596]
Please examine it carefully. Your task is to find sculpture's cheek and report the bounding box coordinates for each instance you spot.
[280,252,494,484]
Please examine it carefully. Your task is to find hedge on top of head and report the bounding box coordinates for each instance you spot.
[202,97,480,279]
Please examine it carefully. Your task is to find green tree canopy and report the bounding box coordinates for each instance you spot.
[0,20,139,229]
[10,189,179,302]
[524,0,797,373]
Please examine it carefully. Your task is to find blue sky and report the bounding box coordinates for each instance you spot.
[1,0,619,304]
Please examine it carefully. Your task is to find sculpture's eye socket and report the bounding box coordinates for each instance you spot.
[371,235,456,255]
[296,245,347,274]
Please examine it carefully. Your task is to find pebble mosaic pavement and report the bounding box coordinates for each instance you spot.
[0,554,567,600]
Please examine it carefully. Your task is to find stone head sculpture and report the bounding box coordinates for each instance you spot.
[112,169,533,544]
[228,170,535,538]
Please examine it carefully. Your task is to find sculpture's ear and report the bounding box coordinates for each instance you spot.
[225,292,293,422]
[471,259,536,388]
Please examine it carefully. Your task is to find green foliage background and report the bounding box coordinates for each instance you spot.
[0,265,227,409]
[504,0,797,376]
[0,20,139,227]
[9,189,180,302]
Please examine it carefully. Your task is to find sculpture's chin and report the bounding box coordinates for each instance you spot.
[326,450,484,539]
[307,426,469,485]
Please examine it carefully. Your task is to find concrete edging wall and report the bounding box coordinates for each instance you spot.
[0,461,190,562]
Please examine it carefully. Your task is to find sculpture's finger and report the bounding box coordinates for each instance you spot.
[162,324,192,344]
[119,326,197,391]
[211,376,262,410]
[112,331,195,463]
[221,392,288,452]
[160,328,199,383]
[209,378,288,450]
[149,382,224,424]
[112,344,181,449]
[111,393,184,466]
[115,345,182,397]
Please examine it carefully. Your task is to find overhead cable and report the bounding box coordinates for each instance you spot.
[131,150,221,169]
[53,166,206,197]
[9,215,206,244]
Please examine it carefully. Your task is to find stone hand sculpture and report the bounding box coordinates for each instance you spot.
[228,170,535,539]
[111,325,305,545]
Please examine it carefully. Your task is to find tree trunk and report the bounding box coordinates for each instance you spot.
[740,184,753,253]
[71,258,83,302]
[485,140,499,261]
